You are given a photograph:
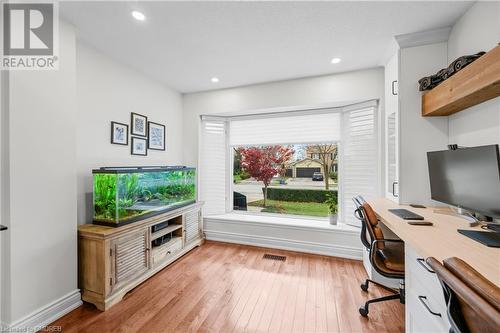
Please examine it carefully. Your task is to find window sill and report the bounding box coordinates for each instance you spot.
[205,212,359,233]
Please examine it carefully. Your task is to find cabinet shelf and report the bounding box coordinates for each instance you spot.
[422,45,500,117]
[151,224,182,241]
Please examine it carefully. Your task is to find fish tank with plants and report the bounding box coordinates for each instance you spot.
[93,166,196,226]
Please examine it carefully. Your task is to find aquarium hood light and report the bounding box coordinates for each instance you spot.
[94,166,194,174]
[98,166,188,170]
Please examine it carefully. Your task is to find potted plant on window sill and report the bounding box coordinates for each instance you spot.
[325,192,338,225]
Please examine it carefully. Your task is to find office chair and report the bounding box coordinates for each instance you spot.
[353,196,405,317]
[426,257,500,333]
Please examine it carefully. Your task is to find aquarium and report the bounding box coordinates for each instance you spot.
[93,166,196,226]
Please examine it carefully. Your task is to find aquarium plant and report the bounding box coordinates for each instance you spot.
[94,174,118,221]
[93,166,196,226]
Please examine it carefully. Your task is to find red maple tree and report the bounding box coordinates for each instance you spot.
[239,146,294,206]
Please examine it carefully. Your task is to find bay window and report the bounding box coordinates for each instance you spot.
[199,100,379,226]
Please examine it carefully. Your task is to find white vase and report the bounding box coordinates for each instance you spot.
[329,213,338,225]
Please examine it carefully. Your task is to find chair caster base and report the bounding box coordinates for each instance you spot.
[359,306,369,317]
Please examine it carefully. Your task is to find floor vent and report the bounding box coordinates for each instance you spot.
[263,254,286,261]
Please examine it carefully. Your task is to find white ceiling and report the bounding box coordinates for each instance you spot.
[61,1,473,93]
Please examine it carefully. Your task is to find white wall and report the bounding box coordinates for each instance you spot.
[398,42,449,205]
[4,21,78,325]
[447,2,500,146]
[183,68,384,166]
[76,42,184,224]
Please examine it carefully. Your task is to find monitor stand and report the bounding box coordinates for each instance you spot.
[484,223,500,232]
[433,207,480,227]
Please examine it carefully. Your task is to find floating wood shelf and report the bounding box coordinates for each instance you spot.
[422,45,500,117]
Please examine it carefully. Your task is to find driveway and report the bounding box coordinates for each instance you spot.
[233,178,337,203]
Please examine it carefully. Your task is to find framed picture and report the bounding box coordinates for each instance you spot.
[110,121,128,145]
[131,137,147,156]
[131,112,147,137]
[148,121,166,151]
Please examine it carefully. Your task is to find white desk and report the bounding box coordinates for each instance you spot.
[370,198,500,333]
[371,198,500,286]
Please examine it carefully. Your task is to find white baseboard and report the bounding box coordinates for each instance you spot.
[205,230,363,260]
[9,290,82,332]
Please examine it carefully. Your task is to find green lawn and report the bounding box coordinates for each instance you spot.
[248,199,329,217]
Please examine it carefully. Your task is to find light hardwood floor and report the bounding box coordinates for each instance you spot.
[52,241,404,332]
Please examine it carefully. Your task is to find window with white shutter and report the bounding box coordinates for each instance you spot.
[199,100,379,224]
[199,119,228,216]
[339,102,379,226]
[229,111,341,146]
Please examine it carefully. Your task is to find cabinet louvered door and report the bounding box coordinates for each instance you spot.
[184,209,202,244]
[111,229,149,290]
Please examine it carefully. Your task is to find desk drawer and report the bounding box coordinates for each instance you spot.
[406,244,449,332]
[406,245,444,298]
[407,290,447,333]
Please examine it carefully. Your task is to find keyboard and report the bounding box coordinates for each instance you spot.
[388,209,424,220]
[458,230,500,248]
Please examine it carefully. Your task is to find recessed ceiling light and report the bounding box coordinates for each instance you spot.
[131,11,146,21]
[331,57,342,64]
[211,77,219,83]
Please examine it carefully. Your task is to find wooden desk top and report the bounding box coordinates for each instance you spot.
[370,198,500,286]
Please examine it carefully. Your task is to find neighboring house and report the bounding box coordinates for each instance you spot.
[285,146,338,178]
[306,146,338,172]
[286,158,324,178]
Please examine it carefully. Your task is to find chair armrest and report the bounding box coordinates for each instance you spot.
[374,239,404,243]
[369,239,405,277]
[369,239,404,262]
[370,239,404,251]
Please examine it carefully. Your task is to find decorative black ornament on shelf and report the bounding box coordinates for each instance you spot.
[418,51,485,91]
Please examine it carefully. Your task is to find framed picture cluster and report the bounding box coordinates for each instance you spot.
[110,112,166,156]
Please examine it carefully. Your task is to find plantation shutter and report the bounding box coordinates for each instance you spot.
[229,111,341,146]
[340,102,379,227]
[199,119,228,216]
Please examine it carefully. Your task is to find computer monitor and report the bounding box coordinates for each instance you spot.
[427,144,500,219]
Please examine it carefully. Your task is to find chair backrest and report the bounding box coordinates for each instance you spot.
[361,202,385,249]
[353,195,366,208]
[426,257,500,333]
[352,196,386,250]
[353,196,371,249]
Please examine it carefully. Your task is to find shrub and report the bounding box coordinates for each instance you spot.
[263,187,337,203]
[233,174,242,183]
[239,170,251,180]
[233,170,251,183]
[329,171,338,182]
